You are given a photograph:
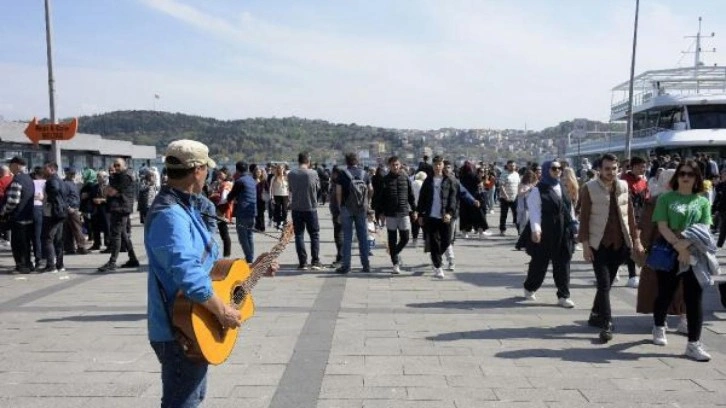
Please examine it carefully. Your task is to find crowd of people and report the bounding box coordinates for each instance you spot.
[0,157,158,274]
[131,138,726,407]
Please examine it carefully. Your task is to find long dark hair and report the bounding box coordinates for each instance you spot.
[669,159,705,194]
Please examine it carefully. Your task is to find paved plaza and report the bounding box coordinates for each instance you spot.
[1,211,726,408]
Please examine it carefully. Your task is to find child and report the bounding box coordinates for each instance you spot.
[367,211,377,256]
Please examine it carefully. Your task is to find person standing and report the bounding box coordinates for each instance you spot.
[253,167,269,232]
[145,139,242,408]
[416,156,457,279]
[651,160,714,361]
[0,157,35,273]
[63,167,89,255]
[227,161,257,264]
[522,160,576,308]
[376,156,416,274]
[498,160,520,235]
[31,167,46,269]
[270,165,289,230]
[287,152,322,270]
[411,171,427,246]
[335,152,372,274]
[579,154,644,342]
[208,168,233,258]
[97,159,139,272]
[41,162,68,273]
[620,156,649,288]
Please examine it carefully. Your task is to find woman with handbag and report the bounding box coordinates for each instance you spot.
[651,160,713,361]
[208,168,233,257]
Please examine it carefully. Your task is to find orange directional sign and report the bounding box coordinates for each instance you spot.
[24,117,78,144]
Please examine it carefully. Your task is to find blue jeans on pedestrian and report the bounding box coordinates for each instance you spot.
[236,217,255,263]
[292,210,320,266]
[151,341,208,408]
[341,207,369,270]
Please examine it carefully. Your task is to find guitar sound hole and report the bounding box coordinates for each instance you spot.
[232,287,246,305]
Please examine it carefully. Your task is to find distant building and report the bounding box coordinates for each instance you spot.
[0,119,156,171]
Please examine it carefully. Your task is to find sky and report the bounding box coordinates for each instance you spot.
[1,0,725,131]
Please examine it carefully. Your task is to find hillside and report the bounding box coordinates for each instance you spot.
[75,110,621,164]
[77,110,399,164]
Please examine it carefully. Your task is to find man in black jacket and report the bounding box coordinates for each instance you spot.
[416,156,457,279]
[41,162,68,273]
[98,158,139,272]
[376,156,416,274]
[0,157,35,273]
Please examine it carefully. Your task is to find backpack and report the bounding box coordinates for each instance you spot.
[343,169,368,214]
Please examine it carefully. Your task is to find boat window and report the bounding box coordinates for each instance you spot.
[658,108,683,130]
[688,104,726,129]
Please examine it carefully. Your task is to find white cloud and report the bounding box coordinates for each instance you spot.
[4,0,724,130]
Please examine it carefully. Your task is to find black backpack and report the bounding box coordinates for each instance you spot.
[343,169,368,214]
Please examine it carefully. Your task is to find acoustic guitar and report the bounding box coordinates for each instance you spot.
[172,223,293,365]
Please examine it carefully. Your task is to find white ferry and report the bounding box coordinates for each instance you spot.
[567,65,726,161]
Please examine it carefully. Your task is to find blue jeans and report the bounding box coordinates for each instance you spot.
[151,341,208,408]
[341,207,369,270]
[292,210,320,266]
[236,217,255,263]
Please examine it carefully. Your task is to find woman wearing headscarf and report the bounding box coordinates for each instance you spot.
[521,160,577,308]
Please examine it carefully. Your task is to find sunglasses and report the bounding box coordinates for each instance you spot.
[678,171,695,178]
[550,166,562,171]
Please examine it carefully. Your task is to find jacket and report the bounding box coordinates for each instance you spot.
[417,175,457,219]
[1,173,35,222]
[108,172,134,214]
[376,172,416,217]
[229,173,257,219]
[680,223,721,288]
[145,186,220,342]
[43,174,68,219]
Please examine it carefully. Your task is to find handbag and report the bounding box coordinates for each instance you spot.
[645,238,677,272]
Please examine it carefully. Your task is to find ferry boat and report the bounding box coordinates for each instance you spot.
[567,22,726,161]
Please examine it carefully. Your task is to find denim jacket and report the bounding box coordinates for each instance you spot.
[145,186,220,342]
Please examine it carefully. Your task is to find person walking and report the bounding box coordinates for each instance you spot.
[328,167,344,267]
[411,171,427,246]
[97,159,139,272]
[522,160,577,308]
[287,152,322,270]
[651,160,715,361]
[335,152,372,274]
[227,161,257,264]
[498,160,520,235]
[621,156,649,287]
[376,156,416,274]
[416,156,457,279]
[579,154,644,342]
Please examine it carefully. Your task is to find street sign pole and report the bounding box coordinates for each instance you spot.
[624,0,640,161]
[44,0,62,166]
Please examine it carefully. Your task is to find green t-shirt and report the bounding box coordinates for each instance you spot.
[652,191,712,231]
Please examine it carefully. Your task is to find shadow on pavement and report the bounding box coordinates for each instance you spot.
[494,339,676,363]
[37,313,147,323]
[407,297,564,310]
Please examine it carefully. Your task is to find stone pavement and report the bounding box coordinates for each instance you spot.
[1,210,726,408]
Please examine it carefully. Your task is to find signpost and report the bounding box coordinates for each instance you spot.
[24,117,78,145]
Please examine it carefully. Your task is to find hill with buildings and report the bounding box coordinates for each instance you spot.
[76,110,620,165]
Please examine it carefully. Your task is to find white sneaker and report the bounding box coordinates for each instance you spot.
[685,341,711,362]
[575,243,583,251]
[446,262,455,271]
[676,316,689,335]
[464,233,470,239]
[558,298,575,308]
[524,289,536,300]
[392,264,401,275]
[482,230,493,237]
[434,268,445,279]
[627,276,640,288]
[652,326,668,346]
